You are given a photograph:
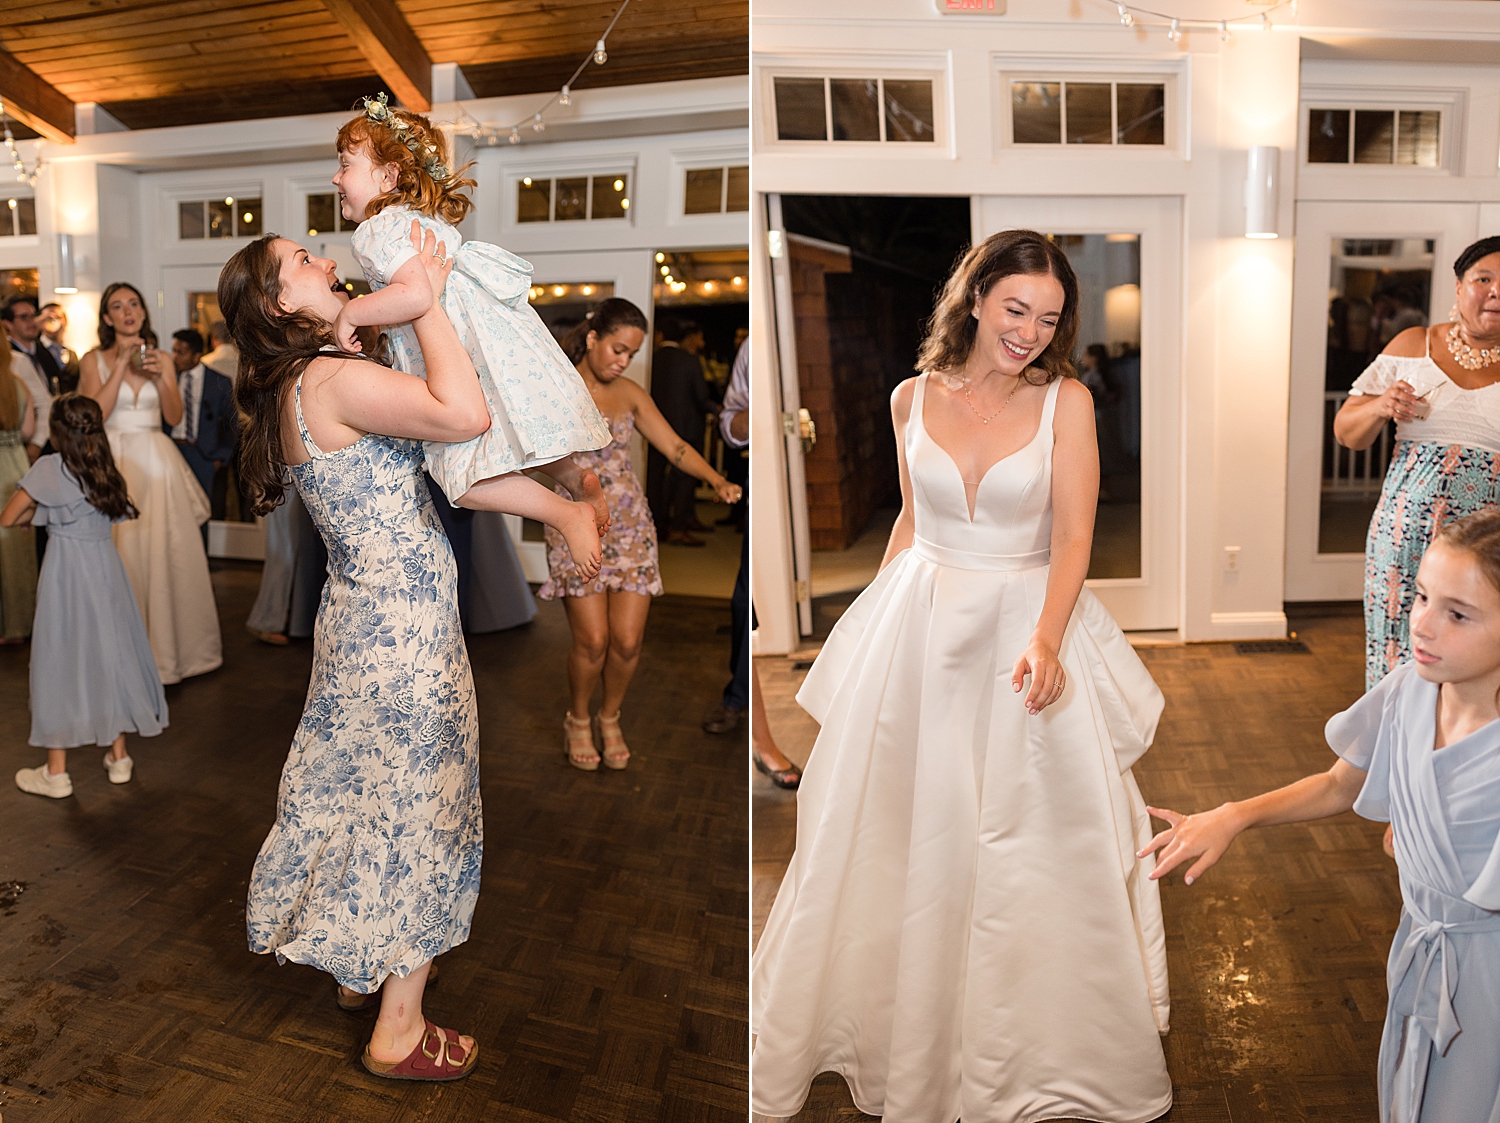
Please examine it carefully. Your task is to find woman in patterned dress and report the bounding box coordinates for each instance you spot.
[539,299,742,770]
[221,221,490,1081]
[1335,236,1500,690]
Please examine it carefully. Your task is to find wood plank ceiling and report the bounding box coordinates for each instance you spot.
[0,0,746,138]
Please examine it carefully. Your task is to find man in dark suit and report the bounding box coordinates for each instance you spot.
[166,329,238,543]
[647,319,711,546]
[4,294,74,401]
[39,303,82,394]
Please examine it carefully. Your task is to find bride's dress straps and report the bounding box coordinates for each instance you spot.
[910,371,930,437]
[1040,375,1063,443]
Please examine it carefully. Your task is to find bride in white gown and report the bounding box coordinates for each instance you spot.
[80,283,222,684]
[751,231,1172,1123]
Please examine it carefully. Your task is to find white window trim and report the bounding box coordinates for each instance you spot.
[668,144,749,223]
[994,55,1185,159]
[165,182,266,243]
[1299,84,1464,175]
[502,155,639,233]
[756,50,952,156]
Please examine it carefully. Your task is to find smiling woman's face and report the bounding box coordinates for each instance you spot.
[273,239,347,324]
[970,271,1066,377]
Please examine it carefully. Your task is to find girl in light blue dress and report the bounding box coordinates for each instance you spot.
[1143,509,1500,1123]
[329,95,612,580]
[1,394,166,799]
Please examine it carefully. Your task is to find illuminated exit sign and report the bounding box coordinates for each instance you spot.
[936,0,1006,11]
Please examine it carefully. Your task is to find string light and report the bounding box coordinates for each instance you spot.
[1108,0,1295,40]
[453,1,633,148]
[1167,17,1180,40]
[1116,2,1134,25]
[0,98,43,187]
[1219,19,1231,41]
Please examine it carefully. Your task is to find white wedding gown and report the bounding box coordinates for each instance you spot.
[104,374,222,683]
[751,375,1173,1123]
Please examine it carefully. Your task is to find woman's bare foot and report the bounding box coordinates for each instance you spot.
[556,499,602,580]
[578,469,610,535]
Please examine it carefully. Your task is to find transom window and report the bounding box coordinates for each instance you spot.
[772,76,936,143]
[306,193,360,235]
[179,197,262,240]
[1307,108,1440,166]
[517,173,630,224]
[1010,81,1165,146]
[684,165,749,215]
[2,196,36,237]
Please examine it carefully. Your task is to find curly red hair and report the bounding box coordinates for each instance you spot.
[336,108,477,225]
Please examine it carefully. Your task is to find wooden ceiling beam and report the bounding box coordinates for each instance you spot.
[317,0,432,111]
[0,45,75,143]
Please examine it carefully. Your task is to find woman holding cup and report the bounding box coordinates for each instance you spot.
[79,282,222,683]
[1334,236,1500,690]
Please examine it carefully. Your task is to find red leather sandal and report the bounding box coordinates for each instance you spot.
[362,1018,478,1081]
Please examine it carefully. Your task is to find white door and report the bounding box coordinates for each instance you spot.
[975,196,1182,631]
[1284,202,1479,602]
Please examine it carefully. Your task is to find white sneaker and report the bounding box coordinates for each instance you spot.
[16,765,73,799]
[103,753,134,784]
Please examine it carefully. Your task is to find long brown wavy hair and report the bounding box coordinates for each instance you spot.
[49,394,136,520]
[336,108,477,226]
[218,234,345,516]
[98,282,155,351]
[0,319,20,432]
[916,230,1080,384]
[561,298,649,365]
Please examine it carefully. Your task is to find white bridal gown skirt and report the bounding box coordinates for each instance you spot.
[751,550,1173,1123]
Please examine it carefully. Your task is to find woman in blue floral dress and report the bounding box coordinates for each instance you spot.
[1335,236,1500,690]
[220,221,490,1081]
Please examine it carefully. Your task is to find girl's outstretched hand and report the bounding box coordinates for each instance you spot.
[1139,805,1242,885]
[1011,638,1065,715]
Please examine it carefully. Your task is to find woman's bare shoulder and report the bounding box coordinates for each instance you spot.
[891,375,920,421]
[1384,326,1431,359]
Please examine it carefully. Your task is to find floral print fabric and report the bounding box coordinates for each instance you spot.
[538,412,663,600]
[245,379,482,993]
[1364,439,1500,690]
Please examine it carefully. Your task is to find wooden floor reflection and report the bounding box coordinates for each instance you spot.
[752,612,1394,1122]
[0,563,747,1123]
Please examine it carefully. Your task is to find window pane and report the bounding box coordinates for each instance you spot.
[208,199,234,238]
[15,197,36,236]
[684,167,724,214]
[179,200,206,239]
[1397,110,1441,167]
[1011,81,1061,144]
[306,193,335,235]
[517,178,551,223]
[1354,109,1394,164]
[830,78,881,141]
[1065,83,1112,144]
[0,201,14,237]
[774,77,827,141]
[237,197,262,237]
[1116,84,1165,145]
[1308,109,1351,163]
[555,177,587,221]
[884,79,935,142]
[726,165,749,212]
[591,173,629,220]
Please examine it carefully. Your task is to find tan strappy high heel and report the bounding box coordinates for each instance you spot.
[564,712,600,771]
[594,711,630,770]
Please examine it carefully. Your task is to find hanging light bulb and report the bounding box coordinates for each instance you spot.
[1116,2,1133,26]
[532,113,545,133]
[559,85,571,107]
[486,133,499,146]
[1167,17,1180,41]
[1261,11,1271,30]
[508,128,521,145]
[1219,19,1231,41]
[594,39,608,65]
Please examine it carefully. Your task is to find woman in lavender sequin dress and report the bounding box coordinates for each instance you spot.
[539,300,741,771]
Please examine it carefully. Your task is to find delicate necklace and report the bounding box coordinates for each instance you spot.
[1446,321,1500,371]
[962,372,1024,425]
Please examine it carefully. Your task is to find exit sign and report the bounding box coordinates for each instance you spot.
[936,0,1006,11]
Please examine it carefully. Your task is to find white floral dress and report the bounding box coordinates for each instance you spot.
[352,205,612,504]
[245,374,482,993]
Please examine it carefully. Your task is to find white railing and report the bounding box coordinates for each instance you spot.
[1323,391,1391,498]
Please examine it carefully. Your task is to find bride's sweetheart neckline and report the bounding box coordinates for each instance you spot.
[918,375,1049,523]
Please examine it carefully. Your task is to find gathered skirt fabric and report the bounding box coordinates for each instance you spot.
[751,550,1173,1123]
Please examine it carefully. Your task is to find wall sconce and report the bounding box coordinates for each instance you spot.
[1245,145,1279,239]
[54,232,77,293]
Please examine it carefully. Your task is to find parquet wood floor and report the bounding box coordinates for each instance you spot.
[0,563,747,1123]
[752,613,1395,1123]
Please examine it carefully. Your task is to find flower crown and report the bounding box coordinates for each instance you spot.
[358,93,451,183]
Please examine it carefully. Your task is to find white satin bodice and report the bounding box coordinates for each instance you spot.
[907,372,1060,571]
[105,375,164,434]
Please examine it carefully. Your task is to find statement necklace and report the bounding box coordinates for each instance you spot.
[962,373,1024,425]
[1446,322,1500,371]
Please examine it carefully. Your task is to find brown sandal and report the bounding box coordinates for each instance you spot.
[565,712,600,771]
[595,711,630,770]
[336,960,440,1013]
[362,1018,477,1081]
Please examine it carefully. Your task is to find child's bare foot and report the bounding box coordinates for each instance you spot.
[577,469,610,535]
[557,500,602,580]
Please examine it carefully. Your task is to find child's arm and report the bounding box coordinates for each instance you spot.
[0,485,37,528]
[625,380,741,503]
[333,243,438,353]
[1140,759,1369,885]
